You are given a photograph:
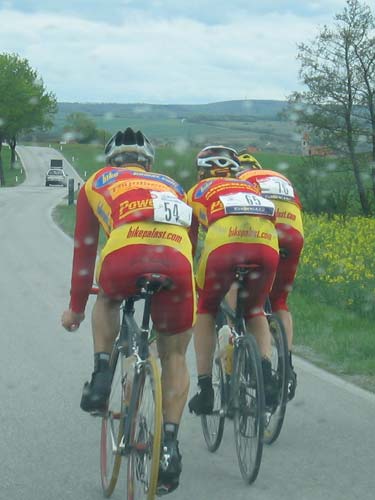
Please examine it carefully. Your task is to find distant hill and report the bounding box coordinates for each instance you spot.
[57,99,287,119]
[50,99,300,154]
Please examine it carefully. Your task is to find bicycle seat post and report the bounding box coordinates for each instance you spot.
[136,273,172,360]
[234,268,248,331]
[141,283,153,332]
[138,284,153,360]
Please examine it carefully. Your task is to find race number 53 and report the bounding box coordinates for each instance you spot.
[151,191,192,227]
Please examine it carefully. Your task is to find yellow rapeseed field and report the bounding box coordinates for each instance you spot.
[297,214,375,315]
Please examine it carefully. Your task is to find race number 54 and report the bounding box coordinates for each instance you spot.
[151,191,192,227]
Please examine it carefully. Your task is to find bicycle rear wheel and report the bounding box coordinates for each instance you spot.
[127,356,162,500]
[101,348,125,497]
[264,314,289,445]
[232,334,265,484]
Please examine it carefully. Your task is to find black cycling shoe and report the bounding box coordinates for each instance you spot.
[80,369,112,415]
[288,366,297,401]
[261,358,279,411]
[188,387,214,415]
[157,439,182,496]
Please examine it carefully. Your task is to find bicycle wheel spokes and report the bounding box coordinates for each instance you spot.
[232,335,265,484]
[101,351,125,497]
[264,315,289,445]
[201,353,226,452]
[127,357,162,500]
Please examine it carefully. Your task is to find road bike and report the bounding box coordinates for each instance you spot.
[96,273,171,499]
[201,289,289,456]
[201,264,266,484]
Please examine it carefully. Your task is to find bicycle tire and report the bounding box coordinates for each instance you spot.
[232,334,265,484]
[201,351,226,452]
[264,314,289,445]
[200,310,227,452]
[127,356,162,500]
[100,347,125,497]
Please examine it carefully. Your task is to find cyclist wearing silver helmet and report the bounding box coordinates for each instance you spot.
[62,127,195,495]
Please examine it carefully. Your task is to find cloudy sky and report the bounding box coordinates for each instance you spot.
[0,0,351,104]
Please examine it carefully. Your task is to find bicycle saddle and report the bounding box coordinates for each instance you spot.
[136,273,173,292]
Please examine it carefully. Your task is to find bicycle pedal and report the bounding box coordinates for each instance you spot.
[89,409,107,417]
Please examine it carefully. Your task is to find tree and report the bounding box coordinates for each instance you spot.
[63,112,99,144]
[342,2,375,197]
[287,0,374,215]
[0,52,57,185]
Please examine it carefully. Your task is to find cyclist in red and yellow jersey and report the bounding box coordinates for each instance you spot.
[61,127,195,495]
[237,151,304,400]
[186,146,280,415]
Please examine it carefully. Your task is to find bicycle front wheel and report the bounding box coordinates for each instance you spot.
[264,314,289,445]
[100,348,124,497]
[232,334,265,484]
[201,351,226,452]
[127,356,162,500]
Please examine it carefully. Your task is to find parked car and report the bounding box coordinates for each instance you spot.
[45,168,68,187]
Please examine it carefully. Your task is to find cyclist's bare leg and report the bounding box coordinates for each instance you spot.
[246,315,272,359]
[192,313,216,376]
[80,292,122,413]
[273,309,297,399]
[247,315,280,407]
[157,329,192,423]
[91,291,121,353]
[225,283,238,312]
[274,309,293,350]
[187,314,217,415]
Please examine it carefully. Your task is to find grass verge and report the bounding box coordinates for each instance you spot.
[289,292,375,392]
[0,147,26,186]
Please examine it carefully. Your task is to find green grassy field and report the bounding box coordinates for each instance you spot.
[0,147,26,186]
[49,143,375,393]
[290,293,375,392]
[51,100,300,154]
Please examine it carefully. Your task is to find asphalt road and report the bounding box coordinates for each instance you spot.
[1,145,375,500]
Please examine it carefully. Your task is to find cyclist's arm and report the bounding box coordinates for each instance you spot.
[188,213,199,257]
[69,186,100,314]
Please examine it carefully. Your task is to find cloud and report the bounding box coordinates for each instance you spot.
[3,1,349,24]
[0,1,351,103]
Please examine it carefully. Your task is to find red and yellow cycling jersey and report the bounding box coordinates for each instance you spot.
[84,165,188,235]
[187,177,275,252]
[239,168,304,312]
[238,169,303,236]
[238,169,302,207]
[69,165,192,314]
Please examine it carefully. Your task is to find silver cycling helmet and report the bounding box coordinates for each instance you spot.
[196,145,240,179]
[104,127,155,170]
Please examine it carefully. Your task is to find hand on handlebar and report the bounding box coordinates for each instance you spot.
[61,309,85,332]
